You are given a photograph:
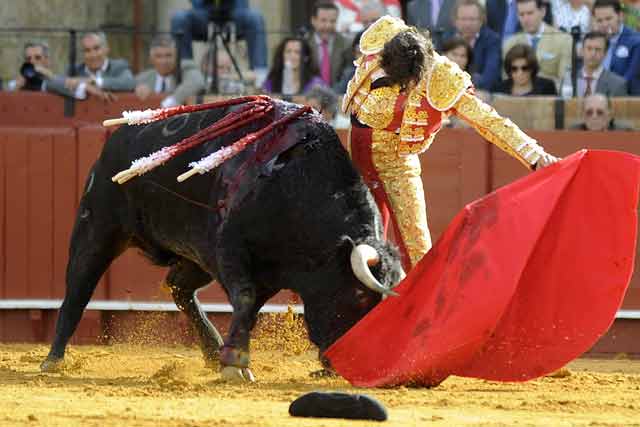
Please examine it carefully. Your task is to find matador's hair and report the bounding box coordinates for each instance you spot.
[380,29,433,90]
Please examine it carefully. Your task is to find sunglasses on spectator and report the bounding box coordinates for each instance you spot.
[510,64,531,72]
[585,109,606,117]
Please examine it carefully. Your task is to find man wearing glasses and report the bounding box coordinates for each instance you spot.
[570,93,633,130]
[5,41,73,97]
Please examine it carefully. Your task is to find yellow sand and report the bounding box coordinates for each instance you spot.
[0,312,638,426]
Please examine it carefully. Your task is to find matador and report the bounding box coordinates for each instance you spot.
[343,16,559,271]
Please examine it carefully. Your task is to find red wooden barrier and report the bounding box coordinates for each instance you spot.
[0,92,69,127]
[1,127,77,299]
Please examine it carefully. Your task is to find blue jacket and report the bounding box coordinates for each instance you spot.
[486,0,552,37]
[441,26,502,91]
[609,26,640,94]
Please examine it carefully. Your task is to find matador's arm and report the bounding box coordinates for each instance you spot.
[426,54,558,169]
[451,92,557,170]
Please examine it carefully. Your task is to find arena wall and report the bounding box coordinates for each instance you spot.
[0,92,638,355]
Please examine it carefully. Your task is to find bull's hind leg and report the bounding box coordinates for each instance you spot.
[41,220,126,372]
[165,259,224,365]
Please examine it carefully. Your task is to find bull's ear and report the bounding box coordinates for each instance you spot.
[336,235,355,265]
[339,235,355,248]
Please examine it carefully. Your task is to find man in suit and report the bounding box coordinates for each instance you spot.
[405,0,457,46]
[441,0,502,91]
[591,0,640,94]
[487,0,553,39]
[135,35,205,108]
[306,1,353,87]
[48,32,135,101]
[560,31,628,96]
[503,0,572,87]
[5,41,74,97]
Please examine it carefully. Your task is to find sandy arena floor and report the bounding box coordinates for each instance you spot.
[0,313,639,426]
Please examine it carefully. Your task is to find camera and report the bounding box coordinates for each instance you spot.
[20,62,44,90]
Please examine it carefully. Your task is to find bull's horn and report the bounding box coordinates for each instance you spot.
[350,244,399,297]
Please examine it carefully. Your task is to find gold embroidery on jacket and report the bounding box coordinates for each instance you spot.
[427,54,472,112]
[343,56,379,114]
[398,86,432,155]
[453,93,543,169]
[359,16,409,55]
[354,85,400,130]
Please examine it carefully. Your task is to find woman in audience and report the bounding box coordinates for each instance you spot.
[440,36,473,72]
[493,44,557,96]
[262,36,325,95]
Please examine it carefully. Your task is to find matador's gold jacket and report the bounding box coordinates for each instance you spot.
[342,52,546,169]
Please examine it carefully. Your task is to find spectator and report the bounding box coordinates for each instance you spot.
[335,0,401,33]
[503,0,572,87]
[549,0,591,33]
[304,1,354,87]
[262,36,325,95]
[405,0,458,46]
[48,32,135,101]
[591,0,640,94]
[494,43,558,94]
[441,0,502,90]
[201,47,248,94]
[570,93,633,129]
[487,0,554,38]
[559,31,628,96]
[305,85,339,125]
[134,35,205,108]
[170,0,268,86]
[440,36,474,71]
[6,41,73,97]
[333,31,363,94]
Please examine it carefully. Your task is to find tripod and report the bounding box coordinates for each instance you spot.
[206,20,245,94]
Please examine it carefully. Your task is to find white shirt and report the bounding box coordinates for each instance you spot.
[526,23,546,47]
[74,59,110,99]
[154,73,174,93]
[578,65,603,96]
[550,0,590,35]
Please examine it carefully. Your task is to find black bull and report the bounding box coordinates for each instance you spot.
[41,99,404,380]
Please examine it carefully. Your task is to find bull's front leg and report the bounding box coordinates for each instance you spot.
[215,242,275,382]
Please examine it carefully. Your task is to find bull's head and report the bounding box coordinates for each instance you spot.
[300,237,404,354]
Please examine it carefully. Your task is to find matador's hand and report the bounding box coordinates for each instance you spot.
[536,153,560,169]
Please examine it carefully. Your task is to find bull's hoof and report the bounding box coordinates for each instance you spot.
[309,368,337,379]
[40,357,64,373]
[220,366,255,382]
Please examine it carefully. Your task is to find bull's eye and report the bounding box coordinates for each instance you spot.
[80,208,91,219]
